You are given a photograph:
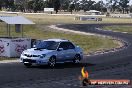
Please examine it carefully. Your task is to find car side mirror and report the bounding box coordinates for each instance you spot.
[58,48,63,51]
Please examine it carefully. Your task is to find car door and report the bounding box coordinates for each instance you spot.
[65,42,76,61]
[56,42,69,62]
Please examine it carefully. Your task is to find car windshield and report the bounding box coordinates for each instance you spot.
[35,41,59,50]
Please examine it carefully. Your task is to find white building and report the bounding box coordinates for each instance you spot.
[86,10,101,15]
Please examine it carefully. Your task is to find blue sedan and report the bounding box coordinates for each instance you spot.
[20,39,83,67]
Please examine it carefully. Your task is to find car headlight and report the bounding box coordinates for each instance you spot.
[40,54,46,58]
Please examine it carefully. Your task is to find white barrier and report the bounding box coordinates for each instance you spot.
[44,8,54,12]
[75,16,102,21]
[80,16,96,21]
[111,14,131,18]
[0,38,31,57]
[129,13,132,18]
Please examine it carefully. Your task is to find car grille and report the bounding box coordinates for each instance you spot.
[24,54,40,57]
[23,59,36,63]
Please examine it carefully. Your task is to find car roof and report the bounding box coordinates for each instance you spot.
[44,39,69,42]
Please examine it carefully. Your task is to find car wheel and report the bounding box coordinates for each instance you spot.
[73,54,81,63]
[24,63,32,67]
[48,56,56,67]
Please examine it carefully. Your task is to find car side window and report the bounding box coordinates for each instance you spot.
[59,42,75,50]
[67,42,75,49]
[59,42,68,50]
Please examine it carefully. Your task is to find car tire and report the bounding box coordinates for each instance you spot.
[24,63,32,67]
[73,54,81,63]
[48,56,56,67]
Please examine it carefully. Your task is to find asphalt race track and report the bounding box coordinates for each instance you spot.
[0,24,132,88]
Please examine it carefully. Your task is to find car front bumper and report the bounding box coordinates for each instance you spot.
[20,55,49,65]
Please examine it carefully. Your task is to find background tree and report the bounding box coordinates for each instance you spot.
[130,5,132,13]
[15,2,24,12]
[106,0,119,12]
[3,0,15,11]
[46,0,54,8]
[0,0,131,14]
[53,0,61,14]
[74,0,81,12]
[112,0,119,12]
[14,0,29,12]
[93,1,104,12]
[60,0,69,11]
[29,0,44,13]
[68,2,75,14]
[27,0,34,12]
[119,0,130,13]
[0,1,3,10]
[81,0,95,12]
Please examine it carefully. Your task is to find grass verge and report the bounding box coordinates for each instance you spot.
[0,13,132,24]
[0,58,18,61]
[103,25,132,33]
[22,14,132,24]
[0,13,125,60]
[27,25,119,54]
[0,24,120,55]
[24,15,132,24]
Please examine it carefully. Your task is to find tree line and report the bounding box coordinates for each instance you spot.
[0,0,131,14]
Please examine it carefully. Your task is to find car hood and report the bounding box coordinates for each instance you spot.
[23,48,55,55]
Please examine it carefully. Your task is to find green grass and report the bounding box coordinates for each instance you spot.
[0,24,119,55]
[21,14,132,24]
[24,25,120,54]
[103,26,132,33]
[0,13,125,60]
[0,23,23,37]
[1,13,132,24]
[0,57,17,61]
